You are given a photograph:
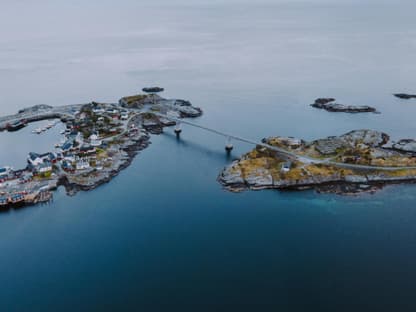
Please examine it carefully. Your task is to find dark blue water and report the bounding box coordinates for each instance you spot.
[1,1,416,310]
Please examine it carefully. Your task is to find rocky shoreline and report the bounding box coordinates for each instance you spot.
[218,130,416,195]
[59,132,151,196]
[218,169,416,196]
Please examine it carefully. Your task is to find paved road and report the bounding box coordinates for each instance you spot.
[0,104,84,129]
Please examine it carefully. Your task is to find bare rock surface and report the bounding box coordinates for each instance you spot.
[311,98,377,113]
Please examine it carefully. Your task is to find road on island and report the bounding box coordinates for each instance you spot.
[155,112,416,172]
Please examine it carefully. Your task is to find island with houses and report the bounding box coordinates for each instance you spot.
[0,88,202,209]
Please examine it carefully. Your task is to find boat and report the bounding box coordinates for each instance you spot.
[35,128,42,134]
[7,120,26,132]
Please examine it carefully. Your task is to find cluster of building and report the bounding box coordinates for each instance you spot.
[0,98,150,209]
[27,129,104,176]
[90,103,130,121]
[0,166,46,207]
[24,102,138,177]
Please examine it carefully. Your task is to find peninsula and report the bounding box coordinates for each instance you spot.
[219,130,416,195]
[0,90,202,209]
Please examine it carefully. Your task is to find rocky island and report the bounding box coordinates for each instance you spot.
[311,98,378,113]
[394,93,416,100]
[0,90,202,209]
[219,130,416,195]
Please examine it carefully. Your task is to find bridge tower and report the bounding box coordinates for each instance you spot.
[225,136,233,152]
[174,121,182,136]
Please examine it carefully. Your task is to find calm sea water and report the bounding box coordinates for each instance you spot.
[1,1,416,310]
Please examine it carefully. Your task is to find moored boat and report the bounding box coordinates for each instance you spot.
[7,120,26,132]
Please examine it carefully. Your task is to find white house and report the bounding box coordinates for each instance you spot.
[92,108,105,114]
[89,134,102,147]
[0,166,12,176]
[28,153,44,166]
[38,162,52,173]
[106,108,119,115]
[76,160,90,170]
[64,155,76,163]
[75,132,84,145]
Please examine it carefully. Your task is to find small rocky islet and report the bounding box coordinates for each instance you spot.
[219,130,416,195]
[310,98,378,113]
[0,90,202,209]
[394,93,416,100]
[311,93,416,113]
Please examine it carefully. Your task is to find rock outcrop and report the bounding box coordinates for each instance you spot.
[394,93,416,100]
[311,98,377,113]
[18,104,53,114]
[392,139,416,154]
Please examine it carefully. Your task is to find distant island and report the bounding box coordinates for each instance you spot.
[0,89,202,209]
[394,93,416,100]
[219,130,416,195]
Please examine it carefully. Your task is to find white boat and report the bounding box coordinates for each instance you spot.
[35,128,42,134]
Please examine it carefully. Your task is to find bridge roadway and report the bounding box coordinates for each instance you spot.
[155,112,416,172]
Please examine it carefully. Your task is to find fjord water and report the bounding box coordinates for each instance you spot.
[1,1,416,310]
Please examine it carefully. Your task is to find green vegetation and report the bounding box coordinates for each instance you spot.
[232,133,416,187]
[120,94,149,107]
[141,112,157,119]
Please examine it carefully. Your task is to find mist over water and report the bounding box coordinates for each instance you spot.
[1,1,416,311]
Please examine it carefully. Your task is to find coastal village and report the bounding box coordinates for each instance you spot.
[0,88,202,209]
